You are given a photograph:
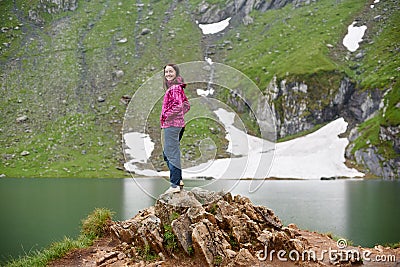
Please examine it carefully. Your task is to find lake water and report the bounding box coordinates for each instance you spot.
[1,178,399,263]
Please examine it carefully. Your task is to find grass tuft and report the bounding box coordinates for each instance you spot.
[5,208,113,267]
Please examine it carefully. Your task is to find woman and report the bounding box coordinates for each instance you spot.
[160,64,190,194]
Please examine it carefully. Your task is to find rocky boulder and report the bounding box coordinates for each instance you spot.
[110,188,308,266]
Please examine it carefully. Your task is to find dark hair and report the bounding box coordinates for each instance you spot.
[163,64,184,89]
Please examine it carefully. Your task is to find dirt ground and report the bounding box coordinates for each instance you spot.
[48,227,400,267]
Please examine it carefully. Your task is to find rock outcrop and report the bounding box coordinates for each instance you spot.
[196,0,316,25]
[262,74,399,179]
[111,188,309,266]
[28,0,78,24]
[263,75,384,139]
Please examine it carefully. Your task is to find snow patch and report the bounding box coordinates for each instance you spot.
[198,17,231,35]
[123,109,364,179]
[196,88,215,96]
[123,132,155,173]
[343,22,367,52]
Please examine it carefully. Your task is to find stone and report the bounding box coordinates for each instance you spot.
[141,28,151,35]
[110,207,164,253]
[117,38,128,43]
[16,115,28,123]
[242,15,253,25]
[21,151,30,156]
[117,252,126,260]
[225,248,237,258]
[196,0,296,25]
[257,230,273,245]
[191,219,231,266]
[171,213,193,254]
[234,248,257,266]
[120,95,131,105]
[290,238,305,252]
[191,187,224,204]
[113,70,124,78]
[96,251,118,266]
[355,51,365,59]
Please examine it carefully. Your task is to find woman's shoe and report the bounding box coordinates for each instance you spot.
[165,186,180,194]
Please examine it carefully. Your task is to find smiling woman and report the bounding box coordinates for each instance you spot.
[160,64,191,194]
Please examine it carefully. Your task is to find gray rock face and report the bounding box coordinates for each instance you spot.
[39,0,78,13]
[264,76,385,137]
[347,89,382,122]
[354,146,399,179]
[196,0,314,25]
[263,74,400,178]
[346,124,399,179]
[28,0,78,23]
[110,188,306,266]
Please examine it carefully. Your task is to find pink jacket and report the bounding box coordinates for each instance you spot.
[160,81,190,128]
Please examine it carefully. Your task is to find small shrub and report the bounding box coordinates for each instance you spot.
[136,245,159,261]
[384,242,400,249]
[209,203,218,215]
[229,234,238,250]
[214,255,223,265]
[80,208,114,239]
[163,224,178,253]
[169,211,180,221]
[187,246,194,256]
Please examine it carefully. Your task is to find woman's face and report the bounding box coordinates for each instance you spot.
[164,66,177,81]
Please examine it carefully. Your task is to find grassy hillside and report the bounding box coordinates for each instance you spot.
[218,0,364,85]
[0,0,398,178]
[0,0,203,177]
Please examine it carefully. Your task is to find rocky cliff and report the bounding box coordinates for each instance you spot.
[263,74,399,178]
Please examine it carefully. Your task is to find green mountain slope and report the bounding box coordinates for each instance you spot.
[0,0,398,178]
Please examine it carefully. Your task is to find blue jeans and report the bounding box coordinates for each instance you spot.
[163,127,185,187]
